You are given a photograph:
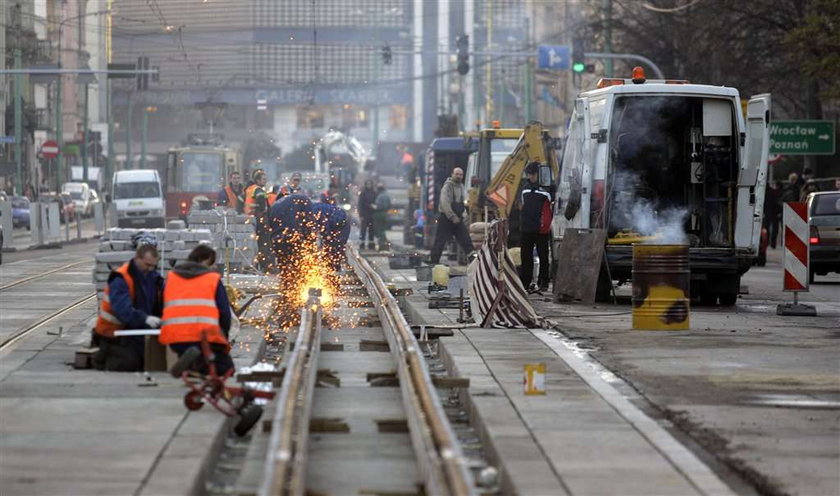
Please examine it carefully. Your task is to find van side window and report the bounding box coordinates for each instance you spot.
[559,111,585,220]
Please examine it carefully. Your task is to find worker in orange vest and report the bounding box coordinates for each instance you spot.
[278,171,303,199]
[266,185,279,207]
[159,245,234,375]
[217,171,245,213]
[92,239,164,371]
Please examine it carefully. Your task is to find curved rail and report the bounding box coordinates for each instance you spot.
[260,290,323,496]
[258,248,475,496]
[0,293,97,352]
[0,260,89,291]
[345,246,475,496]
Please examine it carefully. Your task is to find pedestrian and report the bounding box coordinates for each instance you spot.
[357,179,376,250]
[218,171,245,213]
[311,199,351,271]
[279,172,303,198]
[763,180,782,249]
[780,172,800,204]
[92,236,164,372]
[372,183,392,251]
[266,185,279,207]
[519,162,553,292]
[159,245,234,376]
[800,179,819,202]
[398,144,416,183]
[245,172,272,270]
[429,167,473,264]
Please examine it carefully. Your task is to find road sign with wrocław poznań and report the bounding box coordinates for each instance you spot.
[769,120,835,155]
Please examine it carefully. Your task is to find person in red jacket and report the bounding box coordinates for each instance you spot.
[159,245,234,375]
[519,161,554,292]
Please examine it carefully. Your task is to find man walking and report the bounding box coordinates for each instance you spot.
[93,238,164,371]
[519,162,553,292]
[218,171,245,213]
[372,183,392,251]
[430,167,473,264]
[159,245,234,376]
[357,179,376,250]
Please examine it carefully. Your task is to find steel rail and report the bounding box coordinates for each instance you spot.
[346,246,476,496]
[0,260,89,291]
[0,293,97,352]
[259,291,323,496]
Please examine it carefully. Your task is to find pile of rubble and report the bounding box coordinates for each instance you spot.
[186,209,257,270]
[92,227,213,301]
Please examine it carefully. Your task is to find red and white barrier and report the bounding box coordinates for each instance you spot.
[782,202,809,291]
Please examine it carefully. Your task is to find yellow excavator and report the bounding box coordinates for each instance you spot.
[465,122,562,239]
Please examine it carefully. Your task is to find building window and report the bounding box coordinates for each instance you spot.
[389,105,407,130]
[342,105,369,129]
[297,107,325,128]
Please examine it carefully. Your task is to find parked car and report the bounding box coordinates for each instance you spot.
[11,196,30,229]
[39,193,77,223]
[807,190,840,283]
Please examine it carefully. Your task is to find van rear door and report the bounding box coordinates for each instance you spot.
[554,98,592,236]
[734,94,771,251]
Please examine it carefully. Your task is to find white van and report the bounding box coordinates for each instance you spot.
[112,169,165,228]
[555,69,770,305]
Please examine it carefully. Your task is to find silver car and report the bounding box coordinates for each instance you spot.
[807,190,840,283]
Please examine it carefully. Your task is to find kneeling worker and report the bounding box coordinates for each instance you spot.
[93,240,164,371]
[159,245,234,376]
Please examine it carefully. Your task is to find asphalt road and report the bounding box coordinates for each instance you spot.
[534,248,839,496]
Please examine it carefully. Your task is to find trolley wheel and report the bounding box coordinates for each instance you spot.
[184,390,204,411]
[234,405,263,437]
[170,346,202,378]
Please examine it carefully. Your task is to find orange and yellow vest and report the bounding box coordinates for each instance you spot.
[243,184,258,215]
[266,191,278,206]
[159,271,226,347]
[95,263,134,338]
[224,185,240,210]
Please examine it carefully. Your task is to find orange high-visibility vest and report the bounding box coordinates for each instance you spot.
[159,271,226,346]
[95,263,134,338]
[243,184,258,215]
[224,185,240,209]
[266,191,278,206]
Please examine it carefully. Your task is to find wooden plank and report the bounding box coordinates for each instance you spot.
[309,418,350,433]
[375,418,409,433]
[553,228,608,304]
[431,376,470,389]
[359,339,390,352]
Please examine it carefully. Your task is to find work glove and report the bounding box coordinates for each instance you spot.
[145,316,162,328]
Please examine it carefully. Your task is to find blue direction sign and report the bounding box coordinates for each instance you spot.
[0,136,15,144]
[537,45,570,70]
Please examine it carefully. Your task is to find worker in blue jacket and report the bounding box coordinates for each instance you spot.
[311,199,351,271]
[269,194,315,273]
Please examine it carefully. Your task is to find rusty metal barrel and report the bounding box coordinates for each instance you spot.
[632,244,690,330]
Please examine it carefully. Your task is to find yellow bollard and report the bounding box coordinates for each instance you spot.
[523,363,546,395]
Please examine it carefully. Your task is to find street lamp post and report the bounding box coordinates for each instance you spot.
[140,106,156,169]
[55,8,110,189]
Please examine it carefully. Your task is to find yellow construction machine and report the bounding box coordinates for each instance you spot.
[465,122,562,228]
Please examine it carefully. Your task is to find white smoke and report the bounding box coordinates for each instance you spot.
[610,170,688,245]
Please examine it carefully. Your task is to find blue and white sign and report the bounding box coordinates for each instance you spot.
[0,136,16,144]
[537,45,570,70]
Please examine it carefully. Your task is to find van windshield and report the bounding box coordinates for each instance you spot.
[115,181,160,199]
[180,152,223,192]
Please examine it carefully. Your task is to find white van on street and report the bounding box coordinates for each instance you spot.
[112,169,165,228]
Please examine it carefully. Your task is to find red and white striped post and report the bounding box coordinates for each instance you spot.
[777,201,817,316]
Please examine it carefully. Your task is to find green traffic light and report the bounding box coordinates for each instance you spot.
[572,62,586,73]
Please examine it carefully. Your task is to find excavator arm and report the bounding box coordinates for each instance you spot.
[485,122,560,218]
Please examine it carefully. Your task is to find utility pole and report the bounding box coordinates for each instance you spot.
[484,0,494,125]
[56,19,64,188]
[14,48,23,195]
[82,84,89,183]
[603,0,613,77]
[126,92,132,169]
[107,80,114,186]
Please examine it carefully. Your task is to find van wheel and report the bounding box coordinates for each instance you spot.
[718,293,738,307]
[699,292,717,306]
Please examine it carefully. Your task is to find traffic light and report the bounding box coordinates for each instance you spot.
[456,34,469,75]
[571,38,585,74]
[381,45,392,65]
[136,56,150,90]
